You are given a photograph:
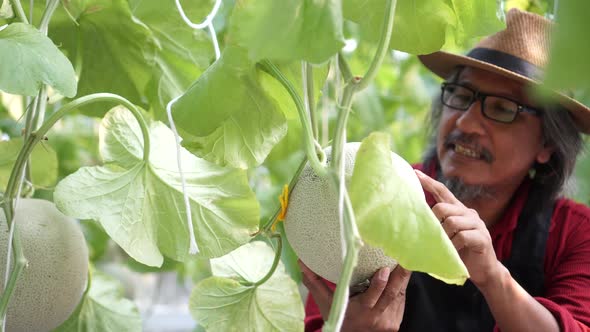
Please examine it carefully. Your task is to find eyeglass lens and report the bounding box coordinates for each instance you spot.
[442,84,519,123]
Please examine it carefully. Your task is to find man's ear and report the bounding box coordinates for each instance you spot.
[536,145,554,164]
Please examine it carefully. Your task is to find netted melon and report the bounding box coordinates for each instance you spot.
[0,198,89,332]
[284,143,398,286]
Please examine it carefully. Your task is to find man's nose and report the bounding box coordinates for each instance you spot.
[455,99,486,135]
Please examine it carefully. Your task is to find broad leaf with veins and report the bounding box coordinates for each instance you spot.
[171,46,288,169]
[0,23,76,97]
[54,106,260,267]
[349,133,469,285]
[190,241,304,332]
[228,0,345,64]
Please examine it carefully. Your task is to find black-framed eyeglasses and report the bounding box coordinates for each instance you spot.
[440,82,543,123]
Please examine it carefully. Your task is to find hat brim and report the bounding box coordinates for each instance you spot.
[418,51,590,134]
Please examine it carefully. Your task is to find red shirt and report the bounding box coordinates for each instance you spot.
[304,165,590,331]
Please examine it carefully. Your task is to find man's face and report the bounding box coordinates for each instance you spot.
[436,67,553,195]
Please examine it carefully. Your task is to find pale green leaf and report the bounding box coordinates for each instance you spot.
[229,0,345,64]
[544,2,590,91]
[447,0,505,46]
[0,0,13,18]
[54,107,260,267]
[0,23,76,97]
[54,269,141,332]
[349,132,468,285]
[343,0,456,54]
[0,138,58,189]
[129,0,214,121]
[172,46,288,169]
[50,0,157,116]
[190,241,304,332]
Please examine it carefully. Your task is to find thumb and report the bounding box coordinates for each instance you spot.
[298,260,334,319]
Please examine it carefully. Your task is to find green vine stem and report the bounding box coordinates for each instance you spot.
[38,0,60,34]
[323,1,397,331]
[244,234,283,287]
[0,93,150,328]
[304,63,319,140]
[323,180,362,332]
[337,52,353,83]
[9,0,28,24]
[258,157,308,234]
[356,0,397,92]
[258,60,327,178]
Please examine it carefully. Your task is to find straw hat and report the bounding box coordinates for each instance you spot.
[418,8,590,134]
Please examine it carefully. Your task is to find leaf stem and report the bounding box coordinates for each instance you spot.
[304,62,319,140]
[323,182,362,332]
[337,52,353,83]
[8,0,28,24]
[323,2,397,331]
[258,157,308,234]
[0,228,26,331]
[357,0,397,92]
[248,234,282,287]
[258,60,327,178]
[38,0,60,34]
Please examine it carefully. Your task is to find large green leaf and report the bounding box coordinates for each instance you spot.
[190,241,304,332]
[544,2,590,92]
[229,0,345,64]
[129,0,214,121]
[343,0,456,55]
[172,46,288,169]
[50,0,157,116]
[0,138,58,189]
[54,107,259,267]
[446,0,504,46]
[0,23,76,97]
[349,132,468,285]
[54,269,141,332]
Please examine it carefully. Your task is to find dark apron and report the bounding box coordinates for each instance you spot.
[400,187,553,332]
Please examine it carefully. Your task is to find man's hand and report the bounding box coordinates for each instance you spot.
[414,169,502,289]
[299,260,411,332]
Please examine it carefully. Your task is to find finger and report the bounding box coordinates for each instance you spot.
[414,170,463,205]
[298,260,334,318]
[441,216,478,240]
[431,203,466,223]
[450,229,487,252]
[357,267,390,308]
[373,265,412,313]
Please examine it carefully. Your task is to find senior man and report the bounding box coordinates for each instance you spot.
[302,8,590,332]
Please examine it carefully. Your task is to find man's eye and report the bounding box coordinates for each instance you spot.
[453,94,472,103]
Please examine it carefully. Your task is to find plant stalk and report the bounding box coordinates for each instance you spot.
[323,1,397,331]
[258,60,327,177]
[323,175,362,332]
[337,52,353,83]
[356,0,397,92]
[0,94,149,327]
[247,234,283,287]
[258,157,308,234]
[38,0,60,34]
[304,63,319,140]
[8,0,28,24]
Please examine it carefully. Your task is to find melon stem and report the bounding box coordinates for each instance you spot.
[245,234,283,287]
[324,1,397,330]
[258,60,327,178]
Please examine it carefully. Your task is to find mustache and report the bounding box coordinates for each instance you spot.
[444,132,494,163]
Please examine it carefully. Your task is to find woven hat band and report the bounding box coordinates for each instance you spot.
[467,48,543,81]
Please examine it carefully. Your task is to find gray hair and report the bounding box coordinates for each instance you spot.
[422,67,584,203]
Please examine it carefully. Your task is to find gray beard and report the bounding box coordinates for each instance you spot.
[436,173,496,202]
